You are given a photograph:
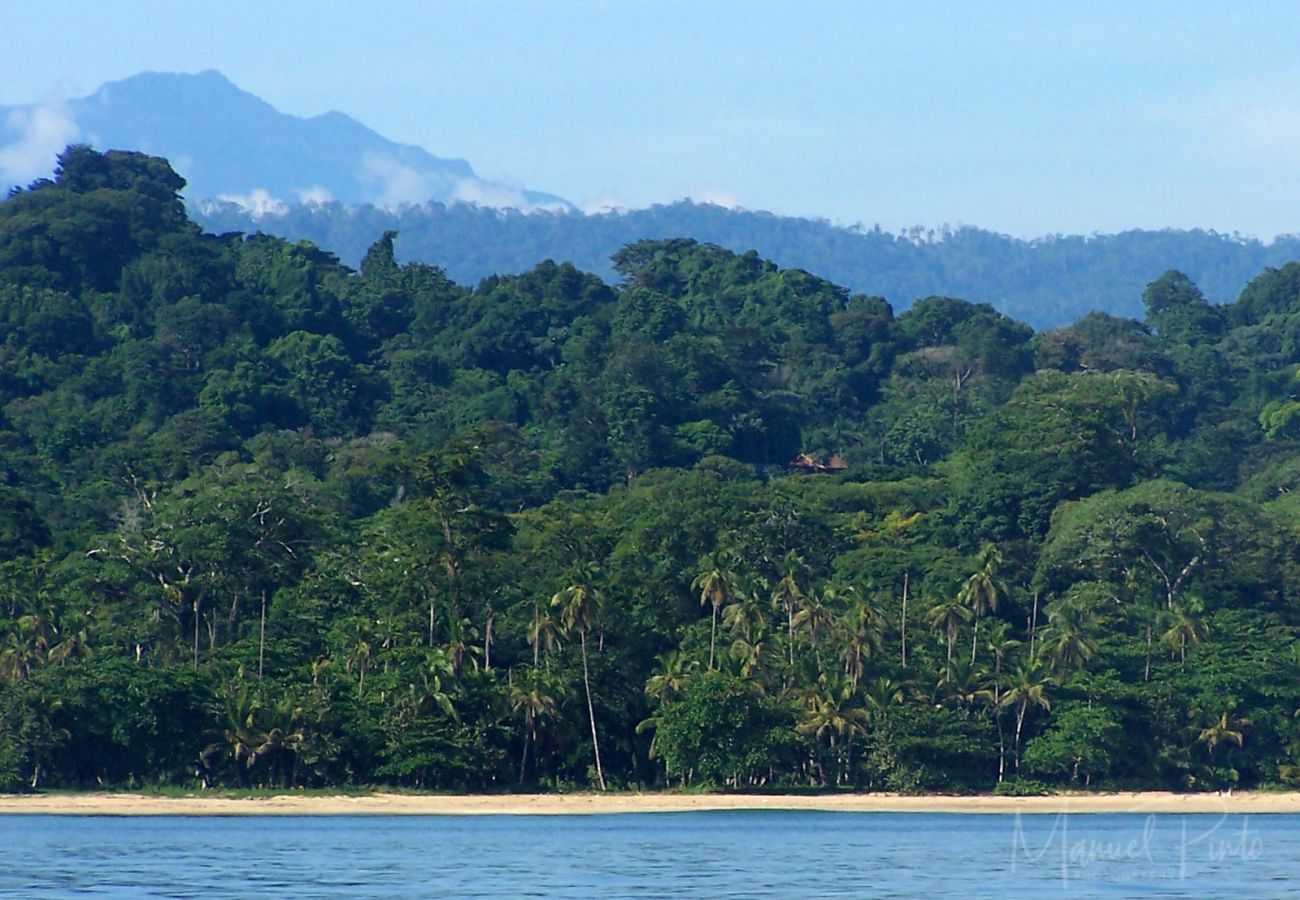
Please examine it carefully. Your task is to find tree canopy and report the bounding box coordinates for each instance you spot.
[2,147,1300,795]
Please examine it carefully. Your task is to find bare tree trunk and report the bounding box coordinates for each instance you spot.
[709,605,718,670]
[519,721,532,785]
[1028,591,1039,659]
[258,589,267,680]
[901,572,909,670]
[580,630,606,790]
[1014,702,1027,772]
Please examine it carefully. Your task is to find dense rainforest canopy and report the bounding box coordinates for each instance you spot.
[196,196,1300,331]
[3,146,1300,794]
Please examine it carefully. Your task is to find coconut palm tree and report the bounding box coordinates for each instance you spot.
[527,598,563,668]
[983,620,1021,782]
[937,656,995,710]
[728,633,775,684]
[1000,660,1055,772]
[771,551,806,675]
[1196,708,1250,758]
[552,563,608,790]
[926,596,973,666]
[722,578,767,644]
[1160,599,1208,671]
[800,586,840,674]
[245,695,308,787]
[796,673,870,785]
[511,666,560,785]
[645,650,697,704]
[862,675,909,710]
[837,587,882,689]
[1038,598,1100,676]
[692,551,739,670]
[957,544,1004,665]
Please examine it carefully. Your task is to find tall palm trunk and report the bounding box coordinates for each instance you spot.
[519,716,533,785]
[1014,700,1028,772]
[900,572,909,669]
[1028,591,1039,658]
[709,604,718,670]
[580,629,606,790]
[994,656,1006,783]
[258,589,267,680]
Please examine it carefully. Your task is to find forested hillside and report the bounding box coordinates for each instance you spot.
[196,198,1300,330]
[4,146,1300,794]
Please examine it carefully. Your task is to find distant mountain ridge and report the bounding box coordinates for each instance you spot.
[0,70,571,212]
[195,198,1300,330]
[4,69,1298,328]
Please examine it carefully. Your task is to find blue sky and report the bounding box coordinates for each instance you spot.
[3,1,1298,237]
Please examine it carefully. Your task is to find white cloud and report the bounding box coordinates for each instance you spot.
[688,189,742,209]
[297,185,333,205]
[450,177,528,209]
[215,188,288,218]
[359,152,449,208]
[0,99,80,187]
[450,177,569,213]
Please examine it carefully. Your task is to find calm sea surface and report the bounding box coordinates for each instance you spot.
[2,811,1297,897]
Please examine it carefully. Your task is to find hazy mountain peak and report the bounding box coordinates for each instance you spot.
[0,70,571,214]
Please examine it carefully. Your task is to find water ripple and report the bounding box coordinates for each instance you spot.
[1,810,1298,897]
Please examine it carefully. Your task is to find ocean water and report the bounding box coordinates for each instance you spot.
[1,811,1296,897]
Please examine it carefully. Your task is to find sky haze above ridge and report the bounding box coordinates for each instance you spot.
[2,1,1298,239]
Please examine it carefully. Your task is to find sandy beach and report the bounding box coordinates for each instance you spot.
[1,790,1298,816]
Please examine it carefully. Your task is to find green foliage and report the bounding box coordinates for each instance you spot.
[652,672,793,787]
[2,145,1300,795]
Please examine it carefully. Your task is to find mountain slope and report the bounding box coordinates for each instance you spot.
[195,198,1300,330]
[0,70,570,212]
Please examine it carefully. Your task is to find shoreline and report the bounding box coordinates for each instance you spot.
[1,790,1299,816]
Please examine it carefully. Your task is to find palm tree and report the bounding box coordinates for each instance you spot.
[527,599,563,667]
[1160,600,1208,671]
[245,695,307,787]
[0,612,56,682]
[983,620,1021,782]
[1039,598,1100,676]
[692,551,739,670]
[552,564,608,790]
[407,649,458,720]
[645,650,697,704]
[1000,661,1055,772]
[926,597,973,666]
[937,656,994,710]
[728,633,775,684]
[837,588,882,689]
[862,675,909,710]
[199,685,261,787]
[344,627,373,697]
[800,586,839,674]
[796,673,870,785]
[771,551,806,676]
[0,630,39,682]
[722,578,767,644]
[1196,708,1250,758]
[510,667,559,785]
[958,544,1004,665]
